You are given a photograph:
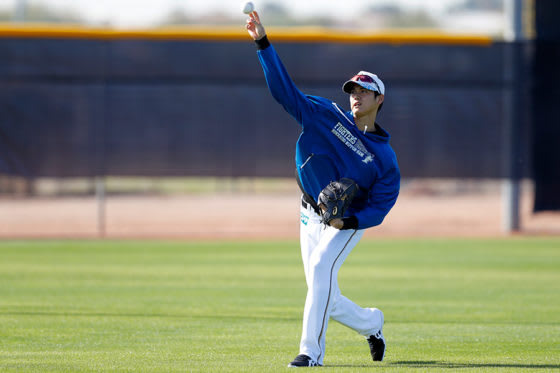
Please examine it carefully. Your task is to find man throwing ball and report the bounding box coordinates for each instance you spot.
[245,11,400,368]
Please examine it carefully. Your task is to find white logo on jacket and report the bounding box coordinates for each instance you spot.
[362,155,374,164]
[332,122,375,164]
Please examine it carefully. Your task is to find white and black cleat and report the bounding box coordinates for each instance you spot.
[367,330,386,361]
[287,354,321,368]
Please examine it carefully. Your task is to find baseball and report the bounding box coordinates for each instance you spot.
[242,1,254,14]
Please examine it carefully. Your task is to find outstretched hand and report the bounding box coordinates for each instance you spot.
[245,11,266,40]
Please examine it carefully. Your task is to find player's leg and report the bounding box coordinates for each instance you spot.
[330,289,386,361]
[299,199,323,288]
[291,199,325,367]
[330,294,384,337]
[298,226,363,365]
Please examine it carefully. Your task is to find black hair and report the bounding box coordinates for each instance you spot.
[374,91,383,113]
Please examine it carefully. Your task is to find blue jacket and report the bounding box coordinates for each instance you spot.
[258,44,400,229]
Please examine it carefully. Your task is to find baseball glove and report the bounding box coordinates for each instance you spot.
[317,178,359,225]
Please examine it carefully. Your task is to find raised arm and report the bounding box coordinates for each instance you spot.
[245,11,312,124]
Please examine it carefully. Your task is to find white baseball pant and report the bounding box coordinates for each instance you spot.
[299,199,384,365]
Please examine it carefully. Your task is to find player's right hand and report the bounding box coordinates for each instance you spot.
[329,218,344,230]
[246,11,266,40]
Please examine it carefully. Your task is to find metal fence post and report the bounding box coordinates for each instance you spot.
[502,0,525,233]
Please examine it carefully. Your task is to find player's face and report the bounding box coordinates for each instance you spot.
[349,85,380,118]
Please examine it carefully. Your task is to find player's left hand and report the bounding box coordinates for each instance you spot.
[317,178,359,227]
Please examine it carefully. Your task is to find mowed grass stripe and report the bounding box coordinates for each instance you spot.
[0,238,558,372]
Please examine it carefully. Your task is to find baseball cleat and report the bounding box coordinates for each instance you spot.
[367,330,386,361]
[287,354,321,367]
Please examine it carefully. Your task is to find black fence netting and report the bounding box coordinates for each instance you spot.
[0,36,532,179]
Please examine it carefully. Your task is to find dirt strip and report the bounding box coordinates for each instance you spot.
[1,182,558,239]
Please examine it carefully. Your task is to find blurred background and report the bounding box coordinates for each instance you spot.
[0,0,526,35]
[0,0,559,239]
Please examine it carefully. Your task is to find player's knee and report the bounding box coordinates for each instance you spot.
[309,257,336,284]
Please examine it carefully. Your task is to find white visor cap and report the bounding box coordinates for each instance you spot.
[342,71,385,95]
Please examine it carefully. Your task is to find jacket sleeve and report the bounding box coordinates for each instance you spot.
[257,44,313,125]
[354,166,400,229]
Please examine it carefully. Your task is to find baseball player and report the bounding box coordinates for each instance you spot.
[245,11,400,368]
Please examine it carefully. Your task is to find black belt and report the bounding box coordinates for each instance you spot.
[301,196,321,215]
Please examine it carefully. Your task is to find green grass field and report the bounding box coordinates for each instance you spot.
[0,238,559,372]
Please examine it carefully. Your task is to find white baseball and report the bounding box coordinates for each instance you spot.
[242,1,254,14]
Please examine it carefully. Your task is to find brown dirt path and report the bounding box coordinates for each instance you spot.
[1,181,558,239]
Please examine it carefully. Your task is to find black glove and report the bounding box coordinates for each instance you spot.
[317,178,359,225]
